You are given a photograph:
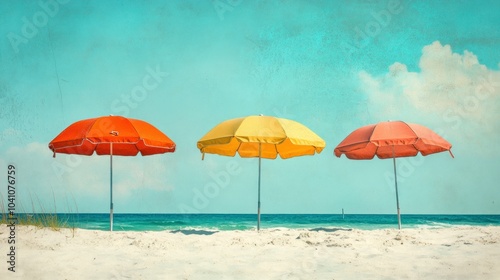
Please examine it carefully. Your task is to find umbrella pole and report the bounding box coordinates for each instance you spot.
[257,143,261,231]
[392,146,401,230]
[110,143,114,232]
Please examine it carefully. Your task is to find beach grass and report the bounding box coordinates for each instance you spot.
[0,191,74,231]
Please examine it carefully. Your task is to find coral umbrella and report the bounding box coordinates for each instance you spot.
[334,120,453,229]
[49,115,176,231]
[197,115,325,230]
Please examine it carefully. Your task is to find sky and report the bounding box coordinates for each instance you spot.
[0,0,499,215]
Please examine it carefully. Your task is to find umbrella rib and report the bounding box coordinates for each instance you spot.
[52,139,151,152]
[411,143,421,156]
[86,138,141,145]
[403,122,425,154]
[403,122,421,140]
[51,139,87,152]
[142,142,176,150]
[83,117,100,140]
[236,140,246,157]
[366,124,378,142]
[336,140,369,149]
[273,141,279,157]
[127,118,143,141]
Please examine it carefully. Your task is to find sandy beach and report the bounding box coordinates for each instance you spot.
[1,225,499,279]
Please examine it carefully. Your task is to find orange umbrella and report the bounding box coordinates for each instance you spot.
[49,115,175,231]
[334,120,453,229]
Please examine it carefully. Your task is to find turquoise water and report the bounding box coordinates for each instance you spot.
[22,213,500,231]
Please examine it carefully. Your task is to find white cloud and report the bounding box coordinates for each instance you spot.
[359,41,500,153]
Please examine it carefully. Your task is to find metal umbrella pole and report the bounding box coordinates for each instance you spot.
[109,130,118,232]
[110,142,114,232]
[257,143,262,231]
[392,146,401,230]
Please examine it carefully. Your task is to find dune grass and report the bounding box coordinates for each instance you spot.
[0,191,76,231]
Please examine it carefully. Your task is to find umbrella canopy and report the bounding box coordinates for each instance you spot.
[334,120,453,229]
[334,121,453,159]
[197,115,326,230]
[49,115,175,156]
[49,115,176,231]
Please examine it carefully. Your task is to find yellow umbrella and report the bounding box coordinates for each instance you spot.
[197,115,326,230]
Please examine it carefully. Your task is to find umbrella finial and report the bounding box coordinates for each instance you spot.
[202,153,205,160]
[449,149,454,158]
[52,151,56,158]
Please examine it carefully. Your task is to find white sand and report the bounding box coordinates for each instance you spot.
[1,225,499,279]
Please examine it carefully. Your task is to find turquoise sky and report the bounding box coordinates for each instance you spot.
[1,0,499,215]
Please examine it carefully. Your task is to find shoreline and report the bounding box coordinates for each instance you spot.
[1,225,499,279]
[11,213,500,232]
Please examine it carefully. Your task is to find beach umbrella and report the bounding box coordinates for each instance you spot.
[197,115,326,230]
[49,115,176,231]
[334,120,453,229]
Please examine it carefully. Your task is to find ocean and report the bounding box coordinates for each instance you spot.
[24,213,500,231]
